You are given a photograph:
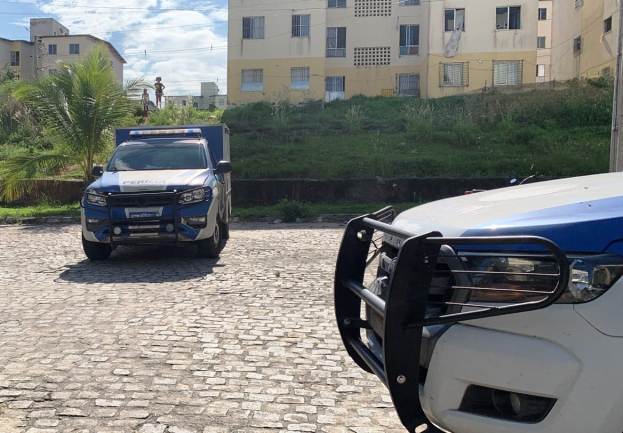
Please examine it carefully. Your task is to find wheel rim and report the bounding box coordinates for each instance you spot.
[213,223,220,245]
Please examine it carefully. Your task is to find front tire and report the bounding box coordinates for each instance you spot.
[197,220,223,258]
[82,235,112,261]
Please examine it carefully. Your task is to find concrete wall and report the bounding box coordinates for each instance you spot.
[6,177,542,206]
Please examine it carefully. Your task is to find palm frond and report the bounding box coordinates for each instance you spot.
[0,149,72,201]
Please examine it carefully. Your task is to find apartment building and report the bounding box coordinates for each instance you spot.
[0,18,125,82]
[551,0,618,81]
[166,82,228,110]
[228,0,623,104]
[227,0,552,104]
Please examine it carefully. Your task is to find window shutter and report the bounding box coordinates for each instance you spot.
[337,27,346,48]
[243,17,251,38]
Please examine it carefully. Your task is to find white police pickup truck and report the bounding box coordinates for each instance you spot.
[334,172,623,433]
[81,125,232,260]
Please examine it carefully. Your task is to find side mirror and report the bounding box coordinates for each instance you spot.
[91,165,104,178]
[214,161,232,175]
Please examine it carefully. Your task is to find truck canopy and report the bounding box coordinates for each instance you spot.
[115,125,230,165]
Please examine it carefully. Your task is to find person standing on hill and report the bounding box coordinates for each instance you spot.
[141,88,150,117]
[154,77,165,108]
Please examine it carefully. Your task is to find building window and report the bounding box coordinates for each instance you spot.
[326,27,347,57]
[399,25,419,55]
[241,69,263,91]
[325,76,345,102]
[397,73,420,96]
[69,43,80,55]
[399,0,420,5]
[243,16,265,39]
[440,62,468,87]
[496,6,521,30]
[48,44,57,55]
[537,36,546,49]
[292,15,310,37]
[328,0,346,7]
[536,64,546,77]
[445,8,465,32]
[10,51,20,66]
[538,8,547,20]
[355,0,392,17]
[354,47,391,66]
[326,76,345,92]
[605,16,613,34]
[493,60,522,86]
[574,36,582,55]
[291,67,310,89]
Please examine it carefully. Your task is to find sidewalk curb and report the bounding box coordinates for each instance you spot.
[0,216,80,225]
[1,214,358,226]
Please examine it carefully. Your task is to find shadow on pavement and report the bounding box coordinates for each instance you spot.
[58,245,222,284]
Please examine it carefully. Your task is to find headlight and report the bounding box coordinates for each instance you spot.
[462,254,623,305]
[85,191,107,207]
[178,187,211,205]
[559,256,623,303]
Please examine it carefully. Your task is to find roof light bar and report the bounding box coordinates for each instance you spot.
[129,128,202,137]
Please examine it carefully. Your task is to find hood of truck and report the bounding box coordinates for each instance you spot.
[89,169,212,193]
[392,172,623,254]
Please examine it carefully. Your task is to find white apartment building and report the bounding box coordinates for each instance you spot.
[0,18,125,82]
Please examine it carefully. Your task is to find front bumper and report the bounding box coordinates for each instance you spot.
[422,303,623,433]
[82,198,215,245]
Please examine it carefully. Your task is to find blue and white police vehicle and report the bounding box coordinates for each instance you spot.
[81,125,232,260]
[334,172,623,433]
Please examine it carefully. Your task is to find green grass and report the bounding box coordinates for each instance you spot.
[0,202,80,218]
[223,79,613,179]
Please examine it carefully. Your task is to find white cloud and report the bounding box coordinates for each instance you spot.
[36,0,228,96]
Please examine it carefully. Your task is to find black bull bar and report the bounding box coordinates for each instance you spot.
[334,207,570,432]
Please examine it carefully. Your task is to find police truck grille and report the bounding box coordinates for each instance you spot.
[108,192,176,207]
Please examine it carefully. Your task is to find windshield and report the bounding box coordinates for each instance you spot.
[107,140,208,171]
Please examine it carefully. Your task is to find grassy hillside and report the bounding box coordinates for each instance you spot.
[223,80,612,179]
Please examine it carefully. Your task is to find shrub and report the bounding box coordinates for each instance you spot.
[276,199,311,222]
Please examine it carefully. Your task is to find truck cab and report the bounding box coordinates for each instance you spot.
[81,125,232,260]
[334,173,623,433]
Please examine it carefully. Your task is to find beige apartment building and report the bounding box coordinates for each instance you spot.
[551,0,618,81]
[228,0,622,104]
[0,18,125,82]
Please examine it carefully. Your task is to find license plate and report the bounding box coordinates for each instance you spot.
[126,207,163,219]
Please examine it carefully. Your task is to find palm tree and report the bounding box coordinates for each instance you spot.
[0,47,141,201]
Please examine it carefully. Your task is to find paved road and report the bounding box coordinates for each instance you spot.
[0,224,404,433]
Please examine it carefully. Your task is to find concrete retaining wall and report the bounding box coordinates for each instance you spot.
[2,177,551,206]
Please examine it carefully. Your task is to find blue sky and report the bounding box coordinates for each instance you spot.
[0,0,229,95]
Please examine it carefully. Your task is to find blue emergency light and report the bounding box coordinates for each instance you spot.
[128,128,202,138]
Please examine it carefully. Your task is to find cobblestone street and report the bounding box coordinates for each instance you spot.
[0,223,403,433]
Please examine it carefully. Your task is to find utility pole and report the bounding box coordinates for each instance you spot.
[610,0,623,171]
